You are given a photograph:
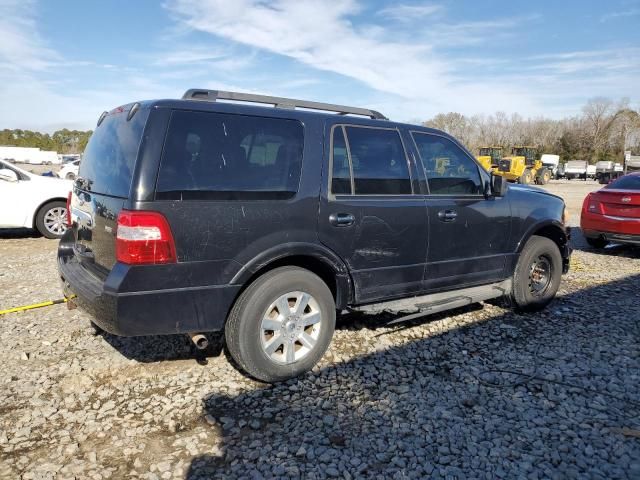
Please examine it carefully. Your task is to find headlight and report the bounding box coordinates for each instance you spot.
[562,206,570,225]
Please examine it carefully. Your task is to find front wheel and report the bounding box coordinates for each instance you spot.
[519,169,532,185]
[35,201,68,239]
[512,235,562,312]
[225,266,336,382]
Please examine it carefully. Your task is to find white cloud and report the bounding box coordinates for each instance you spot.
[601,8,640,22]
[0,0,61,71]
[377,3,444,22]
[163,0,546,118]
[164,0,639,120]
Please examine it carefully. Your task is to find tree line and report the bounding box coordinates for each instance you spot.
[0,128,92,154]
[424,97,640,163]
[1,96,638,162]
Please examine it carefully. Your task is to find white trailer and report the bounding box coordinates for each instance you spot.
[564,160,587,180]
[0,146,59,164]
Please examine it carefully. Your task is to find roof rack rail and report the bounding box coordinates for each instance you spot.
[181,89,388,120]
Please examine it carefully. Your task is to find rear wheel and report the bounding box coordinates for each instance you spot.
[512,235,562,311]
[35,201,68,239]
[586,236,608,249]
[65,172,76,180]
[225,266,336,382]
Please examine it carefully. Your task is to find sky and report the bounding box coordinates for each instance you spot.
[1,0,639,132]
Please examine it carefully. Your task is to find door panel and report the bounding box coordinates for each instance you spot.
[425,196,511,289]
[320,196,428,302]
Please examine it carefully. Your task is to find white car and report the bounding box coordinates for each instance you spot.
[58,159,81,180]
[0,159,73,238]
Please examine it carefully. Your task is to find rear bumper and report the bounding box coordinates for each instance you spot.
[582,229,640,246]
[58,242,240,336]
[581,212,640,243]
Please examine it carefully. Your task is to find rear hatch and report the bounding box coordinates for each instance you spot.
[70,104,149,277]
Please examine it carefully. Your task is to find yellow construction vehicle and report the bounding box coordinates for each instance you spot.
[495,146,551,185]
[476,146,502,172]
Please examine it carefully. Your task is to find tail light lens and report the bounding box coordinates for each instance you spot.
[584,194,604,215]
[66,191,72,226]
[116,210,177,265]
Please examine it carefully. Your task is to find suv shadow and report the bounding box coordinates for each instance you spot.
[183,273,640,479]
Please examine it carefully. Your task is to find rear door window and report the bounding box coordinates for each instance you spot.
[330,126,411,195]
[156,111,303,200]
[411,132,483,195]
[79,105,149,197]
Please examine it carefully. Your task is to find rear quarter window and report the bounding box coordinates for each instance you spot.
[156,111,304,200]
[79,106,149,197]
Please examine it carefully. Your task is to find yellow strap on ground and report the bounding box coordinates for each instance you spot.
[0,298,69,315]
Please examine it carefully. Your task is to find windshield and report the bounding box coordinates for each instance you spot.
[605,175,640,190]
[79,105,149,197]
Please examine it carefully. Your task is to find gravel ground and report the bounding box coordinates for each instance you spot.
[1,180,639,479]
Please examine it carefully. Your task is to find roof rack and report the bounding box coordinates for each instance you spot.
[181,89,388,120]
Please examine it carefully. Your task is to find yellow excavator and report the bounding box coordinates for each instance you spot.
[476,146,502,172]
[495,146,551,185]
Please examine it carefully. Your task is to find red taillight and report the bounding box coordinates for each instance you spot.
[66,191,72,226]
[116,210,177,265]
[583,193,604,215]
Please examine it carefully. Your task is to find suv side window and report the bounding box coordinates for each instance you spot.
[411,132,483,195]
[156,111,303,200]
[330,126,411,195]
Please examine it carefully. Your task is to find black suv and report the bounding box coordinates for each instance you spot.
[59,89,571,382]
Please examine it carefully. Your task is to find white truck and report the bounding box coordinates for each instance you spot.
[564,160,587,180]
[596,161,624,184]
[540,154,560,179]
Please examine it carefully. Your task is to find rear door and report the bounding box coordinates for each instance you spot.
[410,131,511,290]
[318,124,428,303]
[71,105,149,276]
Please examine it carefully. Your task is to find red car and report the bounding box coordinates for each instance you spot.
[581,172,640,248]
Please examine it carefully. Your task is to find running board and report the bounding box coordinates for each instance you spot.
[352,279,512,326]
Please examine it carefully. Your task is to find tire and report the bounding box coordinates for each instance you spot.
[225,266,336,382]
[519,169,532,185]
[35,201,68,239]
[535,169,549,185]
[65,172,76,180]
[512,235,562,312]
[586,236,608,249]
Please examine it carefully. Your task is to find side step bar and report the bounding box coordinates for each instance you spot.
[352,279,512,326]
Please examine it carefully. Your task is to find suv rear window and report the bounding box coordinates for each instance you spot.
[79,106,149,197]
[156,111,304,200]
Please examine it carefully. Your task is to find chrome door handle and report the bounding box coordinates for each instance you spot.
[438,210,458,222]
[329,213,355,227]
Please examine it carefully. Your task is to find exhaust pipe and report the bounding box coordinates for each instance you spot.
[189,333,209,350]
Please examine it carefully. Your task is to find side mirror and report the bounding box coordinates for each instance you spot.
[0,168,18,182]
[490,173,507,197]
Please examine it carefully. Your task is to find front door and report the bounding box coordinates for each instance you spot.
[410,131,511,291]
[318,124,428,303]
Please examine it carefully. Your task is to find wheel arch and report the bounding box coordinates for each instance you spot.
[516,220,569,257]
[32,197,68,228]
[230,243,354,310]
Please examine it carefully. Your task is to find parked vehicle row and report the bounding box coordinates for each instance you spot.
[58,90,571,382]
